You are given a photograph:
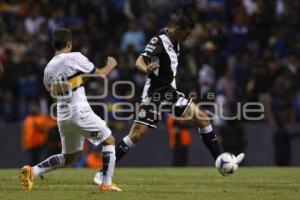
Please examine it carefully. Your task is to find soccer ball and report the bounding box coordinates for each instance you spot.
[215,152,238,176]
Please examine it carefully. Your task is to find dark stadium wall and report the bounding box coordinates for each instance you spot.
[0,123,300,167]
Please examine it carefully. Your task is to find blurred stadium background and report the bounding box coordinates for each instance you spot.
[0,0,300,168]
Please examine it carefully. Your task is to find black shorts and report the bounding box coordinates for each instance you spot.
[134,86,192,128]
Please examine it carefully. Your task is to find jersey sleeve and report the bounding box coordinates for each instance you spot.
[43,72,51,91]
[141,36,164,59]
[71,52,97,74]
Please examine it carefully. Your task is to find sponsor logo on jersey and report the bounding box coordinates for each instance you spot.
[150,37,158,44]
[90,131,98,138]
[145,44,156,52]
[138,109,147,118]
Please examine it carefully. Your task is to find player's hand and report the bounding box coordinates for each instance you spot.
[106,56,117,69]
[146,61,159,74]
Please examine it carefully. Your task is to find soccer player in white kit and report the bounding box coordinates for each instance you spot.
[21,28,121,192]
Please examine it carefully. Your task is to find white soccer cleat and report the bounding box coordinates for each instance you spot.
[236,153,245,164]
[215,152,238,176]
[215,152,246,176]
[93,171,103,185]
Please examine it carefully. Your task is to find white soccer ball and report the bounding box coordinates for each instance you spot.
[215,152,238,176]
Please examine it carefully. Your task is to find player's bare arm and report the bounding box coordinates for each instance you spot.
[50,57,118,96]
[135,55,159,74]
[95,56,117,76]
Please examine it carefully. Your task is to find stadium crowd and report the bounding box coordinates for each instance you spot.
[0,0,300,130]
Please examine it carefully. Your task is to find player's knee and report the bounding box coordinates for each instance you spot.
[130,124,148,143]
[198,118,211,128]
[103,135,115,145]
[192,107,210,128]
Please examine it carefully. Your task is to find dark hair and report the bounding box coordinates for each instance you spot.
[51,28,72,50]
[174,16,195,30]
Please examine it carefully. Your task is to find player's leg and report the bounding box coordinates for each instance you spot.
[22,151,79,190]
[115,102,156,162]
[76,108,121,191]
[101,135,116,186]
[32,151,80,176]
[183,102,221,159]
[31,122,84,176]
[99,135,121,191]
[21,151,81,190]
[95,102,155,185]
[115,122,149,162]
[94,122,149,185]
[21,122,83,190]
[22,152,81,191]
[171,92,222,159]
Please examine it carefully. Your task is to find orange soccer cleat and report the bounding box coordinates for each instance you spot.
[100,183,122,192]
[21,165,35,190]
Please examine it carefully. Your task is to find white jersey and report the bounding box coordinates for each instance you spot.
[44,52,111,154]
[43,52,97,120]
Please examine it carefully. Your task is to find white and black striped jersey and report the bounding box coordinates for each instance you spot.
[140,28,180,100]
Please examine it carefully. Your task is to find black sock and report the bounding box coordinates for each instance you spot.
[201,131,222,159]
[115,140,130,162]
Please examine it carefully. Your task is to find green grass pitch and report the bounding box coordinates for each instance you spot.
[0,167,299,200]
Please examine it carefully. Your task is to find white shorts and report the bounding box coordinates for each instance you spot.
[57,106,111,154]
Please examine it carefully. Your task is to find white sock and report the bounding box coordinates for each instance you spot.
[123,136,135,148]
[198,124,213,134]
[32,154,65,176]
[102,145,116,185]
